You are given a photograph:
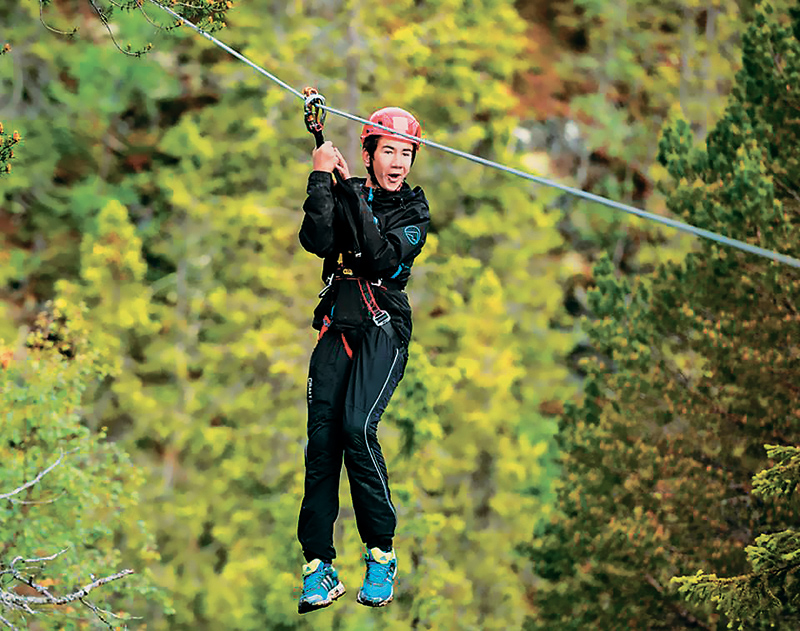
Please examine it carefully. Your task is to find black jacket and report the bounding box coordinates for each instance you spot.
[300,171,430,343]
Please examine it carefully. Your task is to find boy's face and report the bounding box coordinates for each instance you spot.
[363,136,415,191]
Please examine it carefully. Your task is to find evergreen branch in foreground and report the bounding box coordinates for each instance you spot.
[672,442,800,629]
[753,445,800,499]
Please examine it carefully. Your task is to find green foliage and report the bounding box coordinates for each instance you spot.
[0,122,20,177]
[528,3,800,630]
[753,445,800,499]
[672,444,800,628]
[11,0,795,628]
[0,1,577,628]
[557,0,743,136]
[0,45,20,176]
[36,0,232,57]
[0,303,162,630]
[548,0,799,267]
[673,531,800,628]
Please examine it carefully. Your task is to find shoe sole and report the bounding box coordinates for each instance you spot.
[356,593,394,607]
[298,582,346,614]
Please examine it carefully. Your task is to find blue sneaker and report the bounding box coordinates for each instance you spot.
[356,547,397,607]
[298,559,346,614]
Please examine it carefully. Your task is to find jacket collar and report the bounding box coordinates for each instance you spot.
[351,177,414,203]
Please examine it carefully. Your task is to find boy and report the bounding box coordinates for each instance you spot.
[297,107,429,613]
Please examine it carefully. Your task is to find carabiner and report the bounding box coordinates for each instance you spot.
[302,86,327,147]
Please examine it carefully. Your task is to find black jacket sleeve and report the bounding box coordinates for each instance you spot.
[339,179,430,280]
[299,171,336,258]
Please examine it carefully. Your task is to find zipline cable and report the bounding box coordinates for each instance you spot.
[149,0,304,100]
[321,102,800,270]
[147,0,800,270]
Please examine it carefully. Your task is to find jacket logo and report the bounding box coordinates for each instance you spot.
[403,225,421,246]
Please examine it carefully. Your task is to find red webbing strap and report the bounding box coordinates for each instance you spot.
[317,315,332,341]
[357,279,381,319]
[341,333,353,359]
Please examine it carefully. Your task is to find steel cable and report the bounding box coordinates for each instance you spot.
[147,0,800,270]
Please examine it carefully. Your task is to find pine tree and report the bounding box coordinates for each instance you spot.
[673,445,800,628]
[527,3,800,630]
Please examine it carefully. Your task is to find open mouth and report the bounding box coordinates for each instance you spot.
[386,173,403,187]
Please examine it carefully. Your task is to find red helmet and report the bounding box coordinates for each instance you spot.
[360,107,422,149]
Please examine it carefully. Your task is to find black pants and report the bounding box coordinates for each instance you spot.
[298,324,408,562]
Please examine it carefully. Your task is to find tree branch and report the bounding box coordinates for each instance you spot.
[136,1,168,30]
[38,0,79,37]
[78,596,137,630]
[12,548,71,565]
[773,175,800,204]
[87,0,147,57]
[9,491,67,506]
[0,614,18,631]
[2,569,134,608]
[1,502,136,627]
[644,573,713,630]
[0,451,68,501]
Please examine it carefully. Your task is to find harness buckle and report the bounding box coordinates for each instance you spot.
[372,310,391,327]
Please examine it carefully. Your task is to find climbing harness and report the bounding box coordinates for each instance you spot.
[316,268,395,357]
[146,0,800,270]
[319,267,394,325]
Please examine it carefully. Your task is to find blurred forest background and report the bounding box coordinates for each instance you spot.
[1,0,798,629]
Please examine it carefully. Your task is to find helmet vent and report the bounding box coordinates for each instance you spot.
[392,117,409,133]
